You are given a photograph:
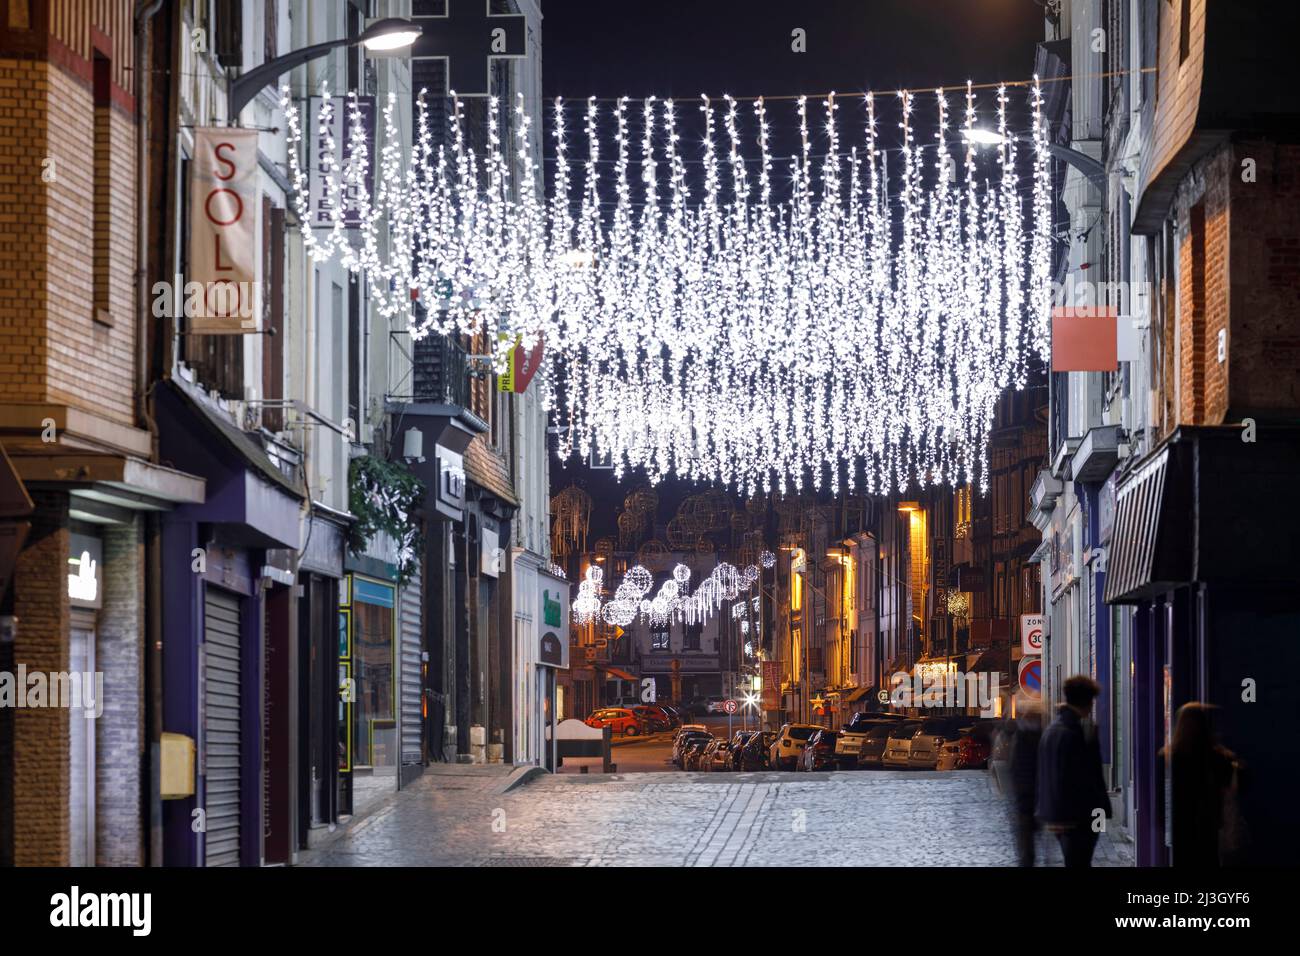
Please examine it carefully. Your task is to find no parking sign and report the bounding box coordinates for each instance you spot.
[1018,657,1042,699]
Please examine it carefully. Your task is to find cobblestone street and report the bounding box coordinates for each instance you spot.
[298,765,1135,867]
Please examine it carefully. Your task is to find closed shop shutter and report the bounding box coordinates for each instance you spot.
[399,567,422,767]
[203,587,242,867]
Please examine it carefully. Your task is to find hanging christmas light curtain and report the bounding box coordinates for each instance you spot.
[283,79,1053,497]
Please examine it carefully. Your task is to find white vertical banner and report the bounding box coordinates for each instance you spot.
[190,127,260,333]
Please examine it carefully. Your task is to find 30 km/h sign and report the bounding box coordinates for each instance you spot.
[1018,657,1042,699]
[722,699,738,715]
[1020,614,1046,656]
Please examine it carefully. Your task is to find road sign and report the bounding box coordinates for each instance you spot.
[723,699,738,715]
[1020,614,1046,656]
[1018,657,1042,699]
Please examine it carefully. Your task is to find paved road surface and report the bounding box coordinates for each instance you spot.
[298,763,1135,867]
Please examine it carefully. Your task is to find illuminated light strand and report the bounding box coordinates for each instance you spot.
[283,82,1054,495]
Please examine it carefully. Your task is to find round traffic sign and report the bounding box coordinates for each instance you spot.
[723,699,738,714]
[1018,658,1042,699]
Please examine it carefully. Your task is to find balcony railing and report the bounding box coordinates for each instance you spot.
[387,329,471,408]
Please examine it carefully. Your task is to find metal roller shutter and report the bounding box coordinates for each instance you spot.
[399,567,423,768]
[203,587,242,867]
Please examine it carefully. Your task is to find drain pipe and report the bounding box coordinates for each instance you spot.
[134,0,167,868]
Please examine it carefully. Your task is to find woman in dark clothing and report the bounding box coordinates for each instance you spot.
[1162,703,1240,867]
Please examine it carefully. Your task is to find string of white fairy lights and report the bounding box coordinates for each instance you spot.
[282,78,1053,497]
[569,560,763,630]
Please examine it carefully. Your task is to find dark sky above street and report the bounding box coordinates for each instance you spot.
[542,0,1044,101]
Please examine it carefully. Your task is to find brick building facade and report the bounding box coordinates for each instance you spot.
[0,0,204,866]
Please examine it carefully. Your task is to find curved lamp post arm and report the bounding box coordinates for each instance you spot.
[228,38,350,120]
[226,18,422,121]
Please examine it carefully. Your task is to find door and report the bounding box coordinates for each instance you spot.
[203,587,242,867]
[69,623,96,866]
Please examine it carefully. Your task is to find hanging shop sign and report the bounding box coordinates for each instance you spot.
[67,533,102,610]
[539,567,570,669]
[762,660,781,710]
[497,334,545,393]
[190,127,260,333]
[308,95,375,229]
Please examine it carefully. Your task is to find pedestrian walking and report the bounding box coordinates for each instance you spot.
[1008,702,1043,866]
[1161,702,1247,867]
[1036,676,1110,867]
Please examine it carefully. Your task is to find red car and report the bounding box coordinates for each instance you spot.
[957,730,992,769]
[632,704,676,732]
[585,707,645,736]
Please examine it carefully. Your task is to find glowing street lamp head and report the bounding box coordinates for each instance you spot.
[961,127,1006,147]
[358,18,422,52]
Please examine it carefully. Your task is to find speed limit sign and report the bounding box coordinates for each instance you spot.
[1020,614,1046,655]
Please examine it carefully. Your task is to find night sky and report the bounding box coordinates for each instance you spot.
[539,0,1047,536]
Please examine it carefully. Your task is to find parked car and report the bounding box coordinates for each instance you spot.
[658,704,684,728]
[672,730,713,768]
[632,705,675,733]
[680,697,712,719]
[682,738,713,772]
[701,739,733,771]
[957,726,993,769]
[881,721,924,769]
[728,731,759,768]
[736,731,776,771]
[935,740,964,771]
[704,695,728,714]
[908,718,963,770]
[854,723,899,769]
[797,729,841,771]
[834,713,902,769]
[769,723,826,771]
[584,707,645,736]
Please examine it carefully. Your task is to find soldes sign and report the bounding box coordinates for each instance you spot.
[190,128,260,333]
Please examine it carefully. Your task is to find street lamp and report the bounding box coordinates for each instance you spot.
[228,17,423,120]
[961,127,1107,206]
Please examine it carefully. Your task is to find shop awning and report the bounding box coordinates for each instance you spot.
[965,652,983,672]
[1104,444,1195,604]
[597,664,637,682]
[842,686,872,703]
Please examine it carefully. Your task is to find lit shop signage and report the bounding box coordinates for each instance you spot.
[67,534,102,609]
[538,581,570,669]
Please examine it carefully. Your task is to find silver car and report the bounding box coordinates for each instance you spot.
[881,721,923,769]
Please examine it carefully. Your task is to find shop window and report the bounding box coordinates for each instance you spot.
[684,622,702,651]
[651,624,670,650]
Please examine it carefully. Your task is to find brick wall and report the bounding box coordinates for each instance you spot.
[12,491,70,865]
[97,515,144,865]
[1227,140,1300,418]
[0,58,50,404]
[0,56,137,425]
[1174,144,1231,427]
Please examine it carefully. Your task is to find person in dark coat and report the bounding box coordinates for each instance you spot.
[1161,702,1241,867]
[1036,676,1110,867]
[1008,702,1043,866]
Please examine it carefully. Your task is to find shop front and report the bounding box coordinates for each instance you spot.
[1106,426,1300,866]
[156,382,303,867]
